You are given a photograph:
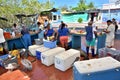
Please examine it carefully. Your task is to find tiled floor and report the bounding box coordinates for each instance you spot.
[0,39,120,80]
[0,57,74,80]
[26,60,73,80]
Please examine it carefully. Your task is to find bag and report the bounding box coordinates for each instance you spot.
[11,50,20,58]
[21,59,32,71]
[3,56,18,68]
[99,47,120,61]
[0,54,9,66]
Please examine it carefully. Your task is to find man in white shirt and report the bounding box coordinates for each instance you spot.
[91,21,98,38]
[103,20,115,48]
[0,28,5,44]
[0,28,6,53]
[12,23,20,35]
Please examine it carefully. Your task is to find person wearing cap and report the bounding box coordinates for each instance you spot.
[112,18,118,32]
[85,21,97,58]
[21,25,31,49]
[103,20,115,48]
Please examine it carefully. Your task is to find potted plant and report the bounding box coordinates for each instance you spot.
[78,18,83,23]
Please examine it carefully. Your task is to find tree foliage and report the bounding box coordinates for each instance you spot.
[78,18,83,23]
[0,0,54,28]
[72,0,95,11]
[88,2,95,9]
[60,5,68,11]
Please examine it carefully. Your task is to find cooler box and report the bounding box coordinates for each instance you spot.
[35,38,43,45]
[28,45,43,56]
[99,48,120,61]
[41,47,65,66]
[73,57,120,80]
[43,39,57,48]
[4,32,11,39]
[98,47,107,58]
[36,47,50,60]
[55,49,80,71]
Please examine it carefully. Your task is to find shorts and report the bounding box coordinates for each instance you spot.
[60,36,68,44]
[86,38,96,46]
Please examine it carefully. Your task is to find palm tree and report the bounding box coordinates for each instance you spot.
[88,2,95,9]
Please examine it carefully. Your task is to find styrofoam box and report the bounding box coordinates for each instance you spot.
[28,45,43,56]
[41,47,65,66]
[35,38,43,45]
[36,47,50,60]
[73,57,120,80]
[55,49,80,71]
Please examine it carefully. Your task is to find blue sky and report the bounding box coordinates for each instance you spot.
[39,0,110,8]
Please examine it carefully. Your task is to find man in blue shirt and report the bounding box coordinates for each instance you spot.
[44,23,55,40]
[85,21,97,58]
[21,26,31,49]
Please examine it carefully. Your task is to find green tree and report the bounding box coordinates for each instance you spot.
[0,0,54,28]
[72,0,95,11]
[69,6,72,11]
[88,2,95,9]
[72,0,87,11]
[60,5,68,11]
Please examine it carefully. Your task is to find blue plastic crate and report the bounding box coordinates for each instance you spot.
[43,40,57,48]
[36,51,41,60]
[0,54,8,66]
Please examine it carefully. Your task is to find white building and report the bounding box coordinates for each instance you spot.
[101,3,120,22]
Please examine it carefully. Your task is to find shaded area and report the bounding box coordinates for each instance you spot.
[0,17,8,21]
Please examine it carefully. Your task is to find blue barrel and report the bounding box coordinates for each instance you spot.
[72,34,81,49]
[97,34,106,53]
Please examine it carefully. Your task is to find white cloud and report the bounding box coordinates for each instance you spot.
[109,0,118,3]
